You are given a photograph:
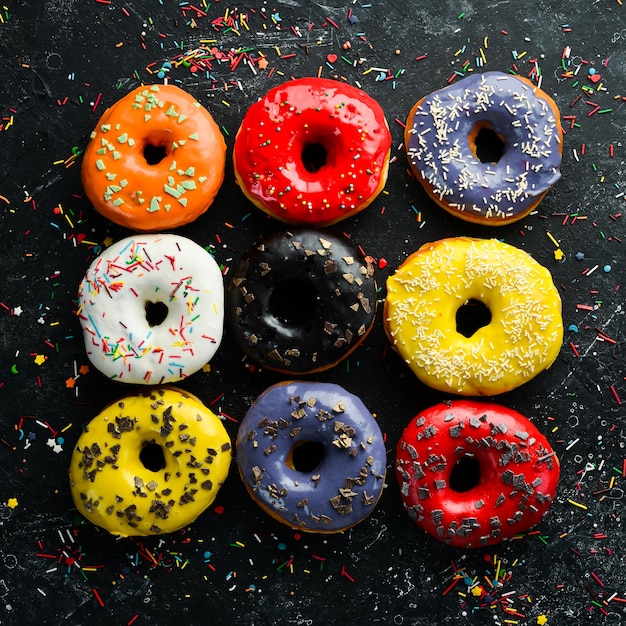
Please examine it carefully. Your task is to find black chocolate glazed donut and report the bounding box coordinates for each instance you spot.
[227,229,377,374]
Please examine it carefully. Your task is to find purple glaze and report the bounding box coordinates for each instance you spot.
[236,381,387,532]
[406,71,562,222]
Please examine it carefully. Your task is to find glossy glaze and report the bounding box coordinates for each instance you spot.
[69,387,232,536]
[396,400,560,548]
[77,234,224,384]
[237,381,387,533]
[384,237,563,395]
[227,228,377,374]
[81,84,226,231]
[233,77,391,225]
[405,71,562,225]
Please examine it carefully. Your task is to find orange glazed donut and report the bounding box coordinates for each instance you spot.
[396,400,560,548]
[233,77,392,226]
[81,84,226,231]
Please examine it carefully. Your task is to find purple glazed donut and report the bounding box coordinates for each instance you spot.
[405,71,563,225]
[236,381,387,533]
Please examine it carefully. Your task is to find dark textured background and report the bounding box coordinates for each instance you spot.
[1,1,625,624]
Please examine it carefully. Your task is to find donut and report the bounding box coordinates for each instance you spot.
[227,228,377,374]
[236,381,387,533]
[69,387,232,537]
[233,77,392,226]
[77,233,224,385]
[384,237,563,396]
[395,400,560,548]
[405,71,563,225]
[81,84,226,231]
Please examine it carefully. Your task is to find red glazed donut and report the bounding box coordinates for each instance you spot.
[233,77,392,226]
[395,400,559,548]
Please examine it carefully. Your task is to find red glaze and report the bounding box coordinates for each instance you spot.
[395,400,559,548]
[233,78,392,226]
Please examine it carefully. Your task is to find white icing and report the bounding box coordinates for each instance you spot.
[77,234,224,384]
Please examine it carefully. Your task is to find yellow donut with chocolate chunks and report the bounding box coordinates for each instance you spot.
[384,237,563,396]
[69,387,232,536]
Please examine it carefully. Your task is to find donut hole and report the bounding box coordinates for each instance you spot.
[301,142,329,173]
[143,143,169,165]
[471,122,506,164]
[145,300,169,327]
[287,440,325,473]
[455,299,492,338]
[449,454,481,493]
[139,442,166,472]
[268,279,318,328]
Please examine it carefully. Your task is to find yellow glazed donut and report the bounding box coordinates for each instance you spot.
[384,237,563,396]
[69,387,232,536]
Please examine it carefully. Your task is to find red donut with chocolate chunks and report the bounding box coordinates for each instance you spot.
[395,400,559,548]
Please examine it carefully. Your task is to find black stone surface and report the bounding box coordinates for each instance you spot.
[1,1,625,625]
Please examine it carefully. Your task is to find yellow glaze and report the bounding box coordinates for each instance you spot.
[69,387,232,536]
[384,237,563,396]
[81,84,226,231]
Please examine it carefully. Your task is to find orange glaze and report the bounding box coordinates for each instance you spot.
[81,84,226,231]
[233,78,392,226]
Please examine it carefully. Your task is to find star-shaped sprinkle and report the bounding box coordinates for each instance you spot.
[47,438,63,453]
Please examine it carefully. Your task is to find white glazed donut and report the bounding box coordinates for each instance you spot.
[77,234,224,384]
